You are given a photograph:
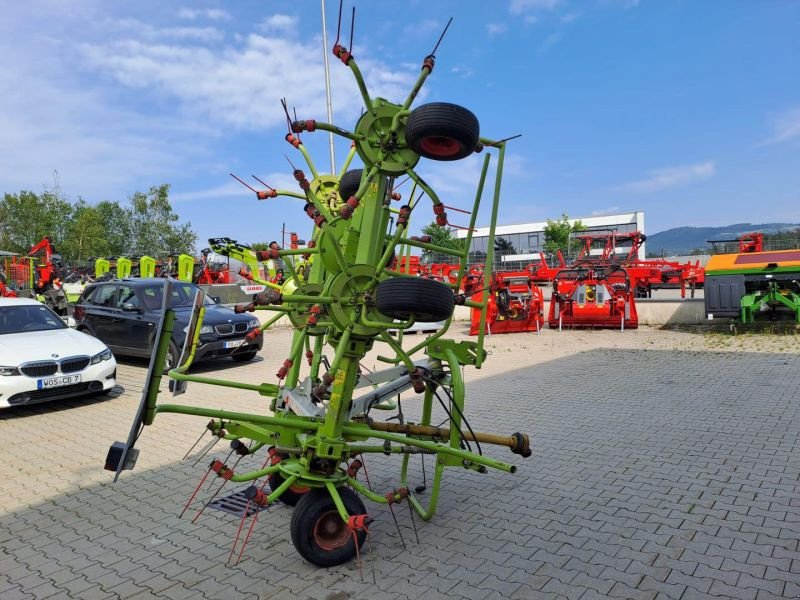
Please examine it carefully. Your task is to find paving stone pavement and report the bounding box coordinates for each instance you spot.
[1,328,799,599]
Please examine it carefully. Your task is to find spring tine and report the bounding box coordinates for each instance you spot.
[359,454,373,491]
[388,504,406,550]
[367,528,377,585]
[408,494,420,544]
[334,0,343,47]
[179,463,214,518]
[353,530,364,582]
[205,448,235,491]
[227,499,251,565]
[349,6,355,52]
[429,16,453,57]
[235,510,262,566]
[191,436,221,467]
[182,429,208,460]
[192,454,244,523]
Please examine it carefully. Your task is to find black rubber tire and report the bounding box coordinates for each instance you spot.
[406,102,480,161]
[338,169,364,201]
[375,277,455,322]
[231,350,258,363]
[339,169,389,202]
[290,488,367,567]
[166,341,179,371]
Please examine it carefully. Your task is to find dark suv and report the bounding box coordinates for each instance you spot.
[74,279,263,367]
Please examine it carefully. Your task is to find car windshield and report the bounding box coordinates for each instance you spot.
[0,304,67,334]
[140,283,217,311]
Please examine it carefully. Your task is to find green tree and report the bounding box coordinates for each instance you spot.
[94,200,132,257]
[543,213,586,256]
[127,184,197,256]
[60,200,109,262]
[0,190,72,253]
[419,222,465,263]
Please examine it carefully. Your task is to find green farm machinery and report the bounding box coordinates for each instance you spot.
[108,11,529,568]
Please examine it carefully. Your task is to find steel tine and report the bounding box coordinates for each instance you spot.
[182,429,208,460]
[191,436,221,467]
[388,504,406,550]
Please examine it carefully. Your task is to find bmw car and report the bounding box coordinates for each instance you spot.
[73,279,263,368]
[0,298,117,409]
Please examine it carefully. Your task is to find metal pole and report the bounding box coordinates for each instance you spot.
[321,0,336,173]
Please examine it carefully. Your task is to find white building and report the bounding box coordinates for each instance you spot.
[457,211,646,262]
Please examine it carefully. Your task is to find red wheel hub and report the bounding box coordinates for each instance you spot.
[419,136,461,157]
[313,510,350,551]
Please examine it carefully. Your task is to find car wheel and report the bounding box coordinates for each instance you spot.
[165,342,179,371]
[231,350,257,363]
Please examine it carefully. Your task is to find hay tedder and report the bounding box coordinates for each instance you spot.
[107,12,530,569]
[548,265,638,330]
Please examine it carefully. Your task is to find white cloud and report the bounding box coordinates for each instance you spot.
[171,171,299,203]
[510,0,562,14]
[258,14,298,33]
[111,18,224,42]
[761,107,800,145]
[79,31,419,131]
[451,65,475,78]
[402,19,441,37]
[177,8,231,21]
[614,161,715,193]
[486,23,509,36]
[560,12,581,23]
[539,32,563,53]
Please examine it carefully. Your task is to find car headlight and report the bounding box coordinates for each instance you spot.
[90,349,113,364]
[247,318,260,329]
[183,325,215,335]
[0,366,20,376]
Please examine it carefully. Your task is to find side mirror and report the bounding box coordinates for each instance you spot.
[210,296,221,304]
[121,303,141,313]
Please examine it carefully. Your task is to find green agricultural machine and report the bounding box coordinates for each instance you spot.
[705,248,800,324]
[108,13,530,568]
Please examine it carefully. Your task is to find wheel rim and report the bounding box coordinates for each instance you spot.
[312,510,350,551]
[419,136,461,157]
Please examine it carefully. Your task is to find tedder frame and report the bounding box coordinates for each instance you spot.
[108,12,531,568]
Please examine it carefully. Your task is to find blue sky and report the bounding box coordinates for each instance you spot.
[2,0,798,247]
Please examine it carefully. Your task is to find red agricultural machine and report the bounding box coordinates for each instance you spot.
[548,264,638,330]
[570,230,703,298]
[707,232,764,254]
[2,237,69,313]
[466,269,545,335]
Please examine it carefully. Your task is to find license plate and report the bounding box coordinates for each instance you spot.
[224,340,246,349]
[37,374,81,389]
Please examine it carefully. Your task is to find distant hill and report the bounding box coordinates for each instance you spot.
[646,223,800,256]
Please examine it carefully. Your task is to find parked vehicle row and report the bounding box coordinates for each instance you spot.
[1,278,264,410]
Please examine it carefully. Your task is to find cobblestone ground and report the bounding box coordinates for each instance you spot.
[1,328,799,599]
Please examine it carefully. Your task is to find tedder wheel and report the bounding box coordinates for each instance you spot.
[375,277,455,322]
[290,488,367,567]
[338,169,364,201]
[231,350,258,363]
[339,169,389,202]
[268,453,310,506]
[405,102,480,161]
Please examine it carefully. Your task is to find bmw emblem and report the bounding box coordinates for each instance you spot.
[51,353,59,358]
